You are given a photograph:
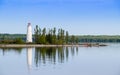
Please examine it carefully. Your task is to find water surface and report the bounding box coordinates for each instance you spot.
[0,44,120,75]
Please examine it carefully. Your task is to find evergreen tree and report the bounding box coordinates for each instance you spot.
[52,27,56,44]
[65,31,69,44]
[34,25,69,44]
[71,35,75,44]
[41,28,46,44]
[34,25,41,44]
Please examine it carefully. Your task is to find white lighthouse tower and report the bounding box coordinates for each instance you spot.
[26,23,32,43]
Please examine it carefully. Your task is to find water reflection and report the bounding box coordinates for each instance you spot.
[1,45,120,75]
[34,47,78,67]
[0,47,79,68]
[0,48,22,55]
[27,48,33,70]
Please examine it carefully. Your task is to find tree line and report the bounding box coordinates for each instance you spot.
[1,27,120,44]
[0,25,79,44]
[0,34,25,44]
[78,35,120,43]
[34,25,70,44]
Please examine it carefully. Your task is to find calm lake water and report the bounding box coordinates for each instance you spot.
[1,44,120,75]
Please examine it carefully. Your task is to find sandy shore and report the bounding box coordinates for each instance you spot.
[0,44,82,48]
[0,43,107,48]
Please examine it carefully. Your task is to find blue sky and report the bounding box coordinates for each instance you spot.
[0,0,120,35]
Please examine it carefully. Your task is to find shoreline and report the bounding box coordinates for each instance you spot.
[0,44,83,48]
[0,43,107,48]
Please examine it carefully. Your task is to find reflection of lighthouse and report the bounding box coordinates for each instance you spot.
[26,23,32,43]
[27,48,32,70]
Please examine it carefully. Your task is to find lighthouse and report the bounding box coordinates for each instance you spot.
[26,23,32,43]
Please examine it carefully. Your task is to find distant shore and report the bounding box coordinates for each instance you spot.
[0,43,107,48]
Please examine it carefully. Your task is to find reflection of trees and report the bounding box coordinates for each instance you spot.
[70,46,78,56]
[34,47,79,67]
[0,48,23,55]
[35,47,56,67]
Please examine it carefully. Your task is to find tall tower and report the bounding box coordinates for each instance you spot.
[26,23,32,43]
